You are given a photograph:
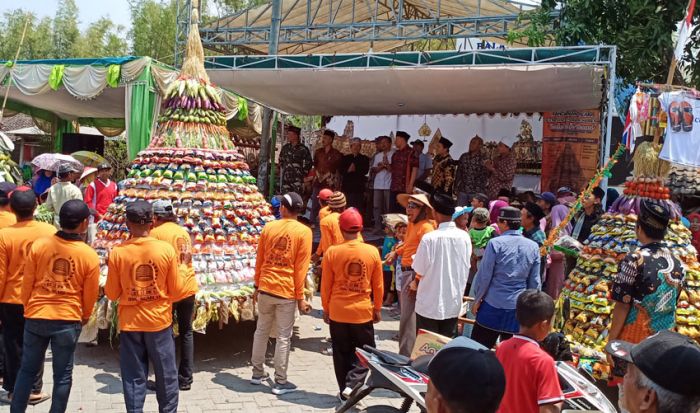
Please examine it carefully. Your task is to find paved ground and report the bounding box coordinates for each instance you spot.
[4,296,407,412]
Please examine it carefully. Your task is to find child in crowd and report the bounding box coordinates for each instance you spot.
[495,290,563,413]
[388,221,408,318]
[380,220,398,307]
[462,207,495,337]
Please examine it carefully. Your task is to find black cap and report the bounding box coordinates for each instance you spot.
[286,125,301,134]
[438,137,453,149]
[58,163,80,176]
[606,330,700,397]
[639,199,670,231]
[592,186,605,200]
[431,191,456,216]
[97,162,112,171]
[429,346,505,412]
[10,187,36,214]
[411,139,424,147]
[59,199,93,228]
[125,200,153,225]
[280,192,304,213]
[498,206,521,222]
[414,180,434,196]
[523,202,546,222]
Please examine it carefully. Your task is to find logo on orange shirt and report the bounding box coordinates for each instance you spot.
[128,261,161,302]
[267,235,292,267]
[40,256,77,295]
[343,259,368,293]
[175,236,192,265]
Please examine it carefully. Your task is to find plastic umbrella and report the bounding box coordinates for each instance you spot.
[71,151,107,167]
[31,153,82,172]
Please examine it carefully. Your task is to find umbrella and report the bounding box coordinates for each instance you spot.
[71,151,106,167]
[31,153,82,172]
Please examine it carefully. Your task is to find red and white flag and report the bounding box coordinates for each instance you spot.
[675,0,696,60]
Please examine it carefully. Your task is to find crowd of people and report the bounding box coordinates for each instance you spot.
[0,131,698,413]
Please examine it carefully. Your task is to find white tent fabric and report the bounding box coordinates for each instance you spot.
[62,65,109,100]
[208,64,605,116]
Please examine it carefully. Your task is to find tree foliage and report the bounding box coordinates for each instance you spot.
[52,0,80,58]
[509,0,700,87]
[128,0,178,65]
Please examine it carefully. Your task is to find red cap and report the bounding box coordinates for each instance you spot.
[339,208,363,233]
[318,188,333,201]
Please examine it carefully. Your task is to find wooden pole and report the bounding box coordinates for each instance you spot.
[0,15,31,124]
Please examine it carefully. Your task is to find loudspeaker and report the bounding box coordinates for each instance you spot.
[62,133,104,155]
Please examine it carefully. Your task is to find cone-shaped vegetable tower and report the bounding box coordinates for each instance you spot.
[556,142,700,380]
[92,0,274,329]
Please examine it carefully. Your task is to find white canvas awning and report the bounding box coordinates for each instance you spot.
[207,64,605,116]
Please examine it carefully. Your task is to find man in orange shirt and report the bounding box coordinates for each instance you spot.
[251,192,312,395]
[0,182,17,229]
[321,208,383,401]
[318,188,333,222]
[105,201,182,413]
[314,191,348,261]
[0,187,56,401]
[386,193,435,356]
[11,200,100,412]
[149,200,198,391]
[0,182,16,387]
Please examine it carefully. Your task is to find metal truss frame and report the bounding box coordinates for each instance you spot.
[176,0,558,56]
[204,45,615,70]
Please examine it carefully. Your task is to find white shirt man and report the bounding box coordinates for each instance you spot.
[371,136,394,231]
[412,193,472,338]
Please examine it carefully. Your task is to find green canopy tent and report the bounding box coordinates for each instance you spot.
[0,56,250,159]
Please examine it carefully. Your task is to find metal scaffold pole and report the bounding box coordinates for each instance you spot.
[257,0,282,197]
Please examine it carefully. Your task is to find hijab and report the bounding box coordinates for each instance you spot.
[488,200,508,224]
[34,170,53,197]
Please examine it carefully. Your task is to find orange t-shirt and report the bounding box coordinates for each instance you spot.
[321,239,384,324]
[22,235,100,321]
[319,206,331,222]
[316,212,364,255]
[0,220,57,304]
[255,218,312,300]
[104,237,181,332]
[395,219,436,267]
[150,222,199,301]
[0,211,16,229]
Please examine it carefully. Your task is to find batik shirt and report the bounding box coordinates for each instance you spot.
[454,151,486,195]
[486,152,517,199]
[279,142,313,194]
[612,242,685,344]
[431,154,456,194]
[390,147,418,192]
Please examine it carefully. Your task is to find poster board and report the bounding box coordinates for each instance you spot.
[540,110,601,193]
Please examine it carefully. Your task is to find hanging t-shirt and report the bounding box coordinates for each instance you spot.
[659,91,700,167]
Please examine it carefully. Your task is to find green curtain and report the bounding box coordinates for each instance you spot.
[53,116,75,152]
[127,62,158,159]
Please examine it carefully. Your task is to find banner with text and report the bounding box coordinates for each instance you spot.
[540,110,601,193]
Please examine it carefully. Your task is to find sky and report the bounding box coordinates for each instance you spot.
[1,0,133,31]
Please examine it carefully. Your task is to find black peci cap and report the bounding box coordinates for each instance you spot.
[606,330,700,397]
[125,200,153,225]
[639,199,670,231]
[523,202,546,222]
[498,206,521,222]
[430,191,456,216]
[438,137,453,149]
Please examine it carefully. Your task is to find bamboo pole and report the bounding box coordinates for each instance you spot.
[0,14,31,124]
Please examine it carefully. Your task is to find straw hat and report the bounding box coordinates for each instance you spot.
[397,193,433,210]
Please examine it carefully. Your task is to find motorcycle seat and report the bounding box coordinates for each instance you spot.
[410,355,433,375]
[363,345,411,366]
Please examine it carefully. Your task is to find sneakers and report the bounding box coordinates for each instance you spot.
[341,386,353,399]
[250,372,270,385]
[271,381,298,395]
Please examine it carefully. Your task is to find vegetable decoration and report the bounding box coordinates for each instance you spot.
[554,142,700,381]
[92,0,275,332]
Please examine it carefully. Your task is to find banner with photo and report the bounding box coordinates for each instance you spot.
[540,110,601,193]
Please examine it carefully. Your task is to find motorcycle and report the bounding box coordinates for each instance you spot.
[336,336,618,413]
